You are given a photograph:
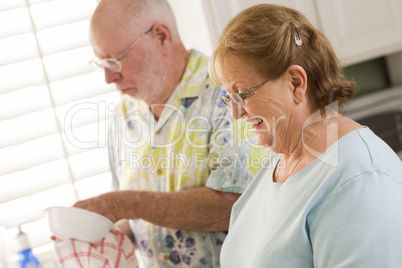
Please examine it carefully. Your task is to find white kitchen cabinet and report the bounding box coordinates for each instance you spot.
[202,0,402,66]
[315,0,402,65]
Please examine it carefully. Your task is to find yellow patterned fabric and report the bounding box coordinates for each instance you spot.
[108,49,269,268]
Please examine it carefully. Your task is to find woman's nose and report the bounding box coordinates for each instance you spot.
[104,68,121,84]
[231,104,245,120]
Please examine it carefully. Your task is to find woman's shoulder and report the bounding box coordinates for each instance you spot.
[327,127,401,182]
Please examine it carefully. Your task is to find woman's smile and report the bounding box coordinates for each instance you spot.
[248,117,264,129]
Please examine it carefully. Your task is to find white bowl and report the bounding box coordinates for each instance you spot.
[44,206,113,244]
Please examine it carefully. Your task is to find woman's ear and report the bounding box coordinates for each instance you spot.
[288,65,307,104]
[151,23,172,55]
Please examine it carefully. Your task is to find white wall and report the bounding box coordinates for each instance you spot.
[167,0,214,56]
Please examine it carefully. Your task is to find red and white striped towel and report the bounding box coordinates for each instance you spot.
[55,227,138,268]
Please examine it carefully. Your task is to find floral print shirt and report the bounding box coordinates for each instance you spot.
[108,49,269,268]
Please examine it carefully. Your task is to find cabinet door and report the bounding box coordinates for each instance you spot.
[315,0,402,66]
[202,0,318,47]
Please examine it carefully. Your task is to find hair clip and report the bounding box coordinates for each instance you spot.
[290,22,302,46]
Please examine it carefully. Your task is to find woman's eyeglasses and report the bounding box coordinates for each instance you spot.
[221,80,269,109]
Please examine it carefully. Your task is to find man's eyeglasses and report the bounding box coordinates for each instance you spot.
[89,26,153,72]
[221,80,269,108]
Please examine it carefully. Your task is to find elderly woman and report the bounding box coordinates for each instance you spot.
[209,4,402,268]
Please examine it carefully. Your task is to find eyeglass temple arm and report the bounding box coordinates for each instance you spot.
[239,89,255,100]
[238,80,268,100]
[117,26,153,61]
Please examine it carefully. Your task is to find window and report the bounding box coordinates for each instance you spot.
[0,0,119,266]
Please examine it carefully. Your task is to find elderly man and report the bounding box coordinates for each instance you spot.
[73,0,267,267]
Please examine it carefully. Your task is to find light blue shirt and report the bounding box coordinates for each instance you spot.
[221,128,402,268]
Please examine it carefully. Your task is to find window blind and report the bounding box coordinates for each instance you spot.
[0,0,119,265]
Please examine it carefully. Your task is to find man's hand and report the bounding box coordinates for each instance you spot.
[73,191,122,223]
[115,219,136,245]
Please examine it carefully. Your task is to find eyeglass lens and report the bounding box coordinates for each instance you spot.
[102,59,121,72]
[220,93,245,108]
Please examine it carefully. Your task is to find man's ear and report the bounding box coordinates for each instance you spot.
[151,22,172,55]
[288,65,307,104]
